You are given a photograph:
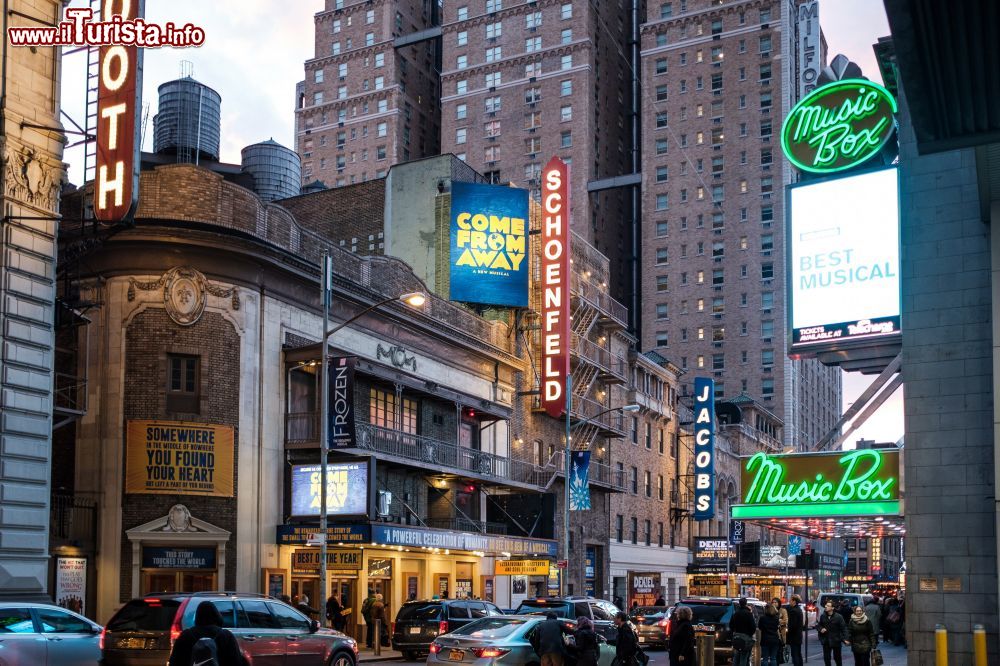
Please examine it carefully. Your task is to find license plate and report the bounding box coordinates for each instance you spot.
[449,649,464,661]
[409,627,421,635]
[119,637,147,649]
[638,637,646,643]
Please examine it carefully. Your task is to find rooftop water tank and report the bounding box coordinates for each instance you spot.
[241,139,302,202]
[152,77,222,162]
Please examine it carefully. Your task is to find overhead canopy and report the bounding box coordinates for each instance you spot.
[731,448,904,539]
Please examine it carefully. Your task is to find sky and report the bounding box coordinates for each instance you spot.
[58,0,900,445]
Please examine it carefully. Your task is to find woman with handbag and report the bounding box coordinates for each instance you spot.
[667,606,695,666]
[758,603,783,666]
[846,606,877,665]
[771,598,789,664]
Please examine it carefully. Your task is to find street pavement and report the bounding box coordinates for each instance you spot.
[357,641,909,665]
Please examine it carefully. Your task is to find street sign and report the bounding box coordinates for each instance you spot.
[788,535,803,556]
[306,533,325,546]
[556,560,568,569]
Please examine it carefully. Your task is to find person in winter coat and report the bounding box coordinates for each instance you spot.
[817,602,847,666]
[654,595,667,607]
[667,605,695,666]
[771,598,789,645]
[168,602,248,666]
[729,598,758,666]
[326,594,345,632]
[784,595,806,666]
[613,611,640,666]
[758,603,783,666]
[370,594,389,647]
[534,611,570,666]
[863,597,881,641]
[846,606,876,665]
[574,617,601,666]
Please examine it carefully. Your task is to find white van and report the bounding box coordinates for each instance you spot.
[816,592,874,614]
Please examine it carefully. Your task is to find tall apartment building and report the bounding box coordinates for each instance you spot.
[295,0,441,187]
[637,0,840,448]
[437,0,635,304]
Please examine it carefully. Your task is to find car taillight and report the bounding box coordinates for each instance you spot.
[99,628,106,650]
[657,618,669,628]
[472,647,511,658]
[665,619,672,635]
[438,621,449,635]
[391,622,396,635]
[429,642,443,654]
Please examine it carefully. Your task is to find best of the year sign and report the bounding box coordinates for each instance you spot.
[733,448,901,519]
[126,420,234,496]
[95,0,144,222]
[781,78,897,174]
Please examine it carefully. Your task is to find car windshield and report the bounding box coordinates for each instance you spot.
[631,608,667,619]
[396,603,442,621]
[685,603,731,623]
[452,618,529,638]
[821,595,859,607]
[515,602,569,617]
[107,599,182,631]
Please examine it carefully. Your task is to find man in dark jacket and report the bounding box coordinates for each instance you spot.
[729,599,757,666]
[784,594,805,666]
[817,601,847,666]
[168,602,247,666]
[613,612,639,666]
[534,611,570,666]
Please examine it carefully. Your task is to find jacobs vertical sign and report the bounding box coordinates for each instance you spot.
[781,79,897,174]
[693,377,715,521]
[95,0,144,222]
[541,157,571,419]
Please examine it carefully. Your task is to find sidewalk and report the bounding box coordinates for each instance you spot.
[804,642,907,665]
[357,646,405,663]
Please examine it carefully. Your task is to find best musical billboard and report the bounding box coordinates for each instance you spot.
[788,167,900,355]
[449,181,529,307]
[290,460,370,517]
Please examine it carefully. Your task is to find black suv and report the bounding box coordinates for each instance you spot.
[670,597,766,663]
[102,592,358,666]
[513,597,622,641]
[392,599,505,660]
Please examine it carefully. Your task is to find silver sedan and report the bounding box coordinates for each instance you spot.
[0,602,102,665]
[428,616,616,666]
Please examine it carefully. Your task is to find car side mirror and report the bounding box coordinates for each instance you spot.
[310,620,320,633]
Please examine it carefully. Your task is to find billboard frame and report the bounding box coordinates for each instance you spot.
[287,455,375,521]
[785,164,902,362]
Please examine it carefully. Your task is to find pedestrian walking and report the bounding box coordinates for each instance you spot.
[863,597,881,640]
[613,596,625,610]
[326,594,346,632]
[817,602,847,666]
[784,595,805,666]
[168,602,248,666]
[574,617,600,666]
[371,593,390,647]
[730,598,757,666]
[531,611,570,666]
[846,606,876,666]
[667,606,695,666]
[362,592,377,648]
[612,612,640,666]
[654,595,666,607]
[759,603,782,666]
[837,600,852,625]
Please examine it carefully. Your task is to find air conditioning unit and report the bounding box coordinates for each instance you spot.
[377,490,392,517]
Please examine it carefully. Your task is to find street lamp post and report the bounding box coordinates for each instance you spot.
[317,253,425,625]
[561,393,640,596]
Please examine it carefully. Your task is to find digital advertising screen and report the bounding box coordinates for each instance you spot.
[290,460,370,517]
[789,167,900,353]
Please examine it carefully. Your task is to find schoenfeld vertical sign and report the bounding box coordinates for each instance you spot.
[541,157,571,418]
[328,356,357,448]
[693,377,715,521]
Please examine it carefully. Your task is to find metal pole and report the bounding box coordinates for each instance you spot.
[804,569,809,662]
[562,372,572,596]
[726,542,732,598]
[319,254,331,628]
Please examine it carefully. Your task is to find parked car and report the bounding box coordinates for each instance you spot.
[512,597,621,641]
[393,599,505,660]
[0,602,102,665]
[671,597,766,663]
[628,606,672,649]
[428,616,616,666]
[101,592,358,666]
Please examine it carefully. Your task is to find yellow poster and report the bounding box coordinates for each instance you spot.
[495,560,550,576]
[126,420,235,497]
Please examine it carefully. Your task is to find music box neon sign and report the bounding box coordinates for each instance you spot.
[733,449,900,519]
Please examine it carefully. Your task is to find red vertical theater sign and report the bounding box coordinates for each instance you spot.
[541,157,571,418]
[94,0,144,223]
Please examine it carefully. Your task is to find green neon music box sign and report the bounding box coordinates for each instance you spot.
[732,449,901,519]
[781,79,898,174]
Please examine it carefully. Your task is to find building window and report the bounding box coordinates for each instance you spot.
[561,54,573,70]
[370,387,417,432]
[631,517,638,544]
[655,58,668,74]
[759,34,772,53]
[486,46,502,62]
[644,471,652,496]
[655,248,668,264]
[656,113,669,128]
[655,331,668,346]
[762,262,774,279]
[656,85,668,101]
[455,128,467,145]
[456,103,467,120]
[660,2,672,17]
[167,354,199,412]
[366,9,375,23]
[457,5,468,20]
[525,87,541,103]
[616,515,624,542]
[485,95,502,112]
[560,79,573,96]
[560,105,573,121]
[487,21,503,38]
[658,522,664,547]
[644,520,652,546]
[457,55,468,69]
[762,378,774,395]
[457,30,468,46]
[561,3,572,19]
[762,320,774,339]
[560,131,572,148]
[366,32,375,46]
[376,145,387,160]
[486,71,501,88]
[525,12,541,28]
[457,79,468,94]
[657,475,664,500]
[486,0,502,12]
[655,139,668,154]
[315,68,324,84]
[655,221,668,236]
[630,467,638,494]
[525,36,541,52]
[484,145,499,161]
[376,122,387,137]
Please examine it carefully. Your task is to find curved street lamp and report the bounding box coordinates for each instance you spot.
[318,253,426,624]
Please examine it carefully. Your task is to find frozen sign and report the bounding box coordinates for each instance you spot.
[693,377,715,521]
[789,167,900,354]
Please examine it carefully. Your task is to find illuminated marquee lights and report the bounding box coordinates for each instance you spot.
[95,0,144,222]
[692,377,715,521]
[540,157,570,419]
[733,449,901,519]
[781,79,897,174]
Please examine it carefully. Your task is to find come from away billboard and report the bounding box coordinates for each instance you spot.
[449,181,529,307]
